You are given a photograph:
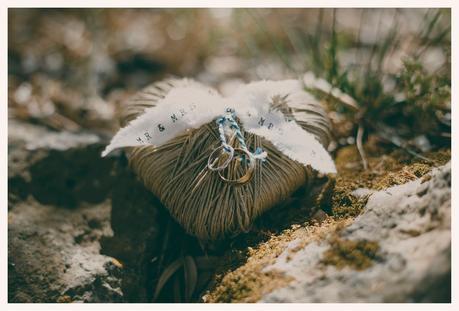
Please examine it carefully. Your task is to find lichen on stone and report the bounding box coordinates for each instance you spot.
[320,238,381,270]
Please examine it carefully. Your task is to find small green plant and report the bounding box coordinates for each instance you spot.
[238,9,450,166]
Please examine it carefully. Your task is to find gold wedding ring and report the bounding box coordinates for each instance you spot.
[217,148,255,186]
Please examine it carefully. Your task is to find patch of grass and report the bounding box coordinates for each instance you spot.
[315,10,450,150]
[239,9,450,152]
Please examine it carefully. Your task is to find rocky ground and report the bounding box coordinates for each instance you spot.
[8,120,451,303]
[8,120,165,302]
[265,162,451,302]
[204,162,451,303]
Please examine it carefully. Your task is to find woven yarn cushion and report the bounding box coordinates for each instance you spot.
[120,78,333,240]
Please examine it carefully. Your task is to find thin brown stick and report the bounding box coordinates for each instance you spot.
[356,123,368,170]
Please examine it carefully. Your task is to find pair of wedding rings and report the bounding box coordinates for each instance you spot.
[207,144,255,185]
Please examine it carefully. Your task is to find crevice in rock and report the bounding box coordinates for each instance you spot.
[100,156,164,302]
[26,144,116,208]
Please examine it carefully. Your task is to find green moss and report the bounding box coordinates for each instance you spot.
[205,269,292,303]
[331,191,368,218]
[203,229,297,303]
[331,144,450,218]
[204,219,352,303]
[321,238,381,270]
[56,295,72,303]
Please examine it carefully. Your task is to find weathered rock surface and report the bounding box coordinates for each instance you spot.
[260,162,451,303]
[8,121,163,302]
[8,199,124,303]
[8,121,118,302]
[8,120,111,209]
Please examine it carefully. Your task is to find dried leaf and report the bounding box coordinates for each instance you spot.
[183,256,198,301]
[173,273,183,303]
[153,258,183,301]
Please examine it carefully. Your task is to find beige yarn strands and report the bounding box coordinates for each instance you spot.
[119,78,332,240]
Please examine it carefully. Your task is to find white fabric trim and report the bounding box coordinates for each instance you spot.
[102,79,337,174]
